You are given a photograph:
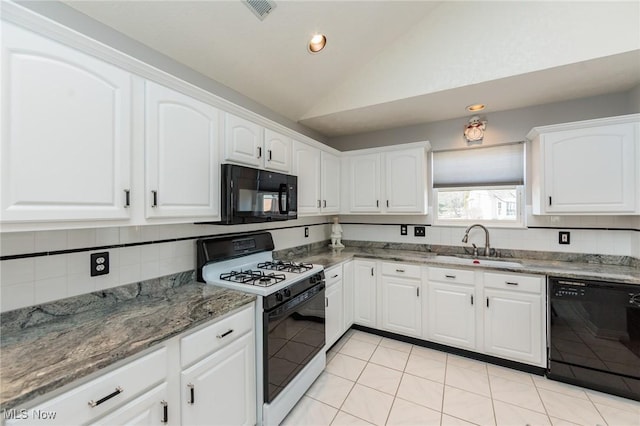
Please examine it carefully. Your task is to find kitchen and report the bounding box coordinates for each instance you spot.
[1,1,639,425]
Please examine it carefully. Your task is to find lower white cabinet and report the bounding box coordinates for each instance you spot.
[325,265,345,349]
[181,332,256,426]
[353,260,377,327]
[427,281,477,350]
[343,261,355,331]
[91,383,169,426]
[483,272,544,366]
[380,262,422,337]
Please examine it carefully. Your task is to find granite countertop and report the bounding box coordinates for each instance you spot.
[0,273,255,410]
[293,246,640,285]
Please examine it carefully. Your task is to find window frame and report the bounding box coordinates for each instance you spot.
[432,185,526,228]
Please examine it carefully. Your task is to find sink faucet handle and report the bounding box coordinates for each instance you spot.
[471,243,478,258]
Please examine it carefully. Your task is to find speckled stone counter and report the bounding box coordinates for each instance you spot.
[277,243,640,285]
[0,272,255,409]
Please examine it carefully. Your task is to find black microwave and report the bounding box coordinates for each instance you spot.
[219,164,297,224]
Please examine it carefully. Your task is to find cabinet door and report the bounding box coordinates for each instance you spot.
[145,81,219,219]
[343,261,354,330]
[349,154,381,212]
[264,128,291,172]
[385,148,427,213]
[325,281,344,349]
[428,281,476,350]
[224,113,262,167]
[381,276,421,337]
[321,151,341,213]
[91,383,169,426]
[292,141,321,214]
[181,332,256,426]
[543,122,637,213]
[484,289,543,366]
[353,260,377,327]
[1,23,131,222]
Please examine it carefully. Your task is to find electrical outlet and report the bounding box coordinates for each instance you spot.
[559,231,570,245]
[414,226,426,237]
[90,252,109,276]
[304,227,309,238]
[400,225,408,236]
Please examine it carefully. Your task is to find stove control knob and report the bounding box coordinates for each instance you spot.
[283,288,291,297]
[275,292,283,302]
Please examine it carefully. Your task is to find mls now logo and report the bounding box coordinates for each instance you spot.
[3,409,57,420]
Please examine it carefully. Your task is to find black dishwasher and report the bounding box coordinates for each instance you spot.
[548,277,640,401]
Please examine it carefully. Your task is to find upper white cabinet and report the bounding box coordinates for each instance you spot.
[343,143,430,214]
[1,22,132,223]
[528,114,640,215]
[224,113,291,172]
[145,80,220,220]
[292,141,340,215]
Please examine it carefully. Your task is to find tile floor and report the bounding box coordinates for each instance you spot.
[282,330,640,426]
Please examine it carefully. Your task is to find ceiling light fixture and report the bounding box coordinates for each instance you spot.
[308,34,327,53]
[466,103,486,112]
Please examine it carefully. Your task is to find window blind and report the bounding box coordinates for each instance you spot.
[432,142,524,188]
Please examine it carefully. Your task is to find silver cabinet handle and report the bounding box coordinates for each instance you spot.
[216,329,234,339]
[257,146,262,159]
[151,190,158,208]
[332,274,339,278]
[416,287,420,297]
[317,200,321,208]
[323,200,327,208]
[124,189,130,208]
[371,268,374,276]
[445,275,456,279]
[88,387,123,407]
[160,401,168,423]
[268,150,272,161]
[505,281,519,286]
[187,383,195,405]
[396,269,405,273]
[471,295,474,305]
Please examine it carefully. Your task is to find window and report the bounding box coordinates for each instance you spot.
[432,143,525,227]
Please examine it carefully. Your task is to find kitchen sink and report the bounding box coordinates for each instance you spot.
[434,255,523,268]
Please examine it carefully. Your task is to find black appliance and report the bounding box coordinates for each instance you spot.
[548,276,640,401]
[219,164,297,224]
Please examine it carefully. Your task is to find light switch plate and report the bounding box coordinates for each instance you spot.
[559,231,570,245]
[414,226,426,237]
[400,225,408,235]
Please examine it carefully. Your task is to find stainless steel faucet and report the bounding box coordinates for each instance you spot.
[462,224,490,257]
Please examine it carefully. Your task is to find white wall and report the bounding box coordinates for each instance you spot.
[0,219,331,312]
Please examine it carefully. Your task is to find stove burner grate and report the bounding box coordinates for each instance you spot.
[257,260,313,274]
[219,270,286,287]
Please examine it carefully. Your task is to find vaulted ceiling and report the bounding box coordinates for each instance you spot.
[64,1,640,137]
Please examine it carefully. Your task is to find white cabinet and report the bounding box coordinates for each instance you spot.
[91,383,169,426]
[1,22,132,223]
[483,272,545,367]
[380,262,422,337]
[529,114,640,214]
[426,267,477,350]
[181,332,256,426]
[292,141,340,215]
[145,80,220,220]
[325,265,344,349]
[224,113,291,172]
[353,259,377,328]
[344,144,429,214]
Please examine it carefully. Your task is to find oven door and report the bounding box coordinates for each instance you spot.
[263,283,325,403]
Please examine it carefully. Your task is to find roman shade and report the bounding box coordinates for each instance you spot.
[432,142,524,188]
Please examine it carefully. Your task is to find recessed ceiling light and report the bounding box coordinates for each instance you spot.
[466,104,486,112]
[308,34,327,53]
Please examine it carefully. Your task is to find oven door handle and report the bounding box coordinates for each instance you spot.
[278,183,288,215]
[266,284,325,320]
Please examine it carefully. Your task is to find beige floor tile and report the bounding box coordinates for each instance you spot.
[340,338,378,361]
[410,345,448,362]
[404,353,447,383]
[493,400,552,426]
[349,330,383,345]
[549,417,583,426]
[357,363,403,395]
[531,375,588,400]
[341,384,394,426]
[538,388,606,425]
[325,353,367,381]
[327,348,339,363]
[489,374,546,413]
[445,364,491,397]
[396,373,444,411]
[379,337,412,353]
[442,386,495,426]
[282,395,338,426]
[306,371,355,408]
[386,397,441,426]
[331,411,375,426]
[369,345,410,371]
[594,402,640,426]
[446,354,487,373]
[586,389,640,414]
[440,414,479,426]
[331,333,351,352]
[486,364,535,386]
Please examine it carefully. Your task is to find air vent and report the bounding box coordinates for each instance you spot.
[243,0,276,21]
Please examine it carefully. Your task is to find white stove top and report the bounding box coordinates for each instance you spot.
[201,252,324,297]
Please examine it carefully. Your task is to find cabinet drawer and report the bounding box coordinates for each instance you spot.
[9,348,167,426]
[180,304,254,368]
[325,265,343,286]
[484,272,543,294]
[382,262,421,279]
[428,267,475,285]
